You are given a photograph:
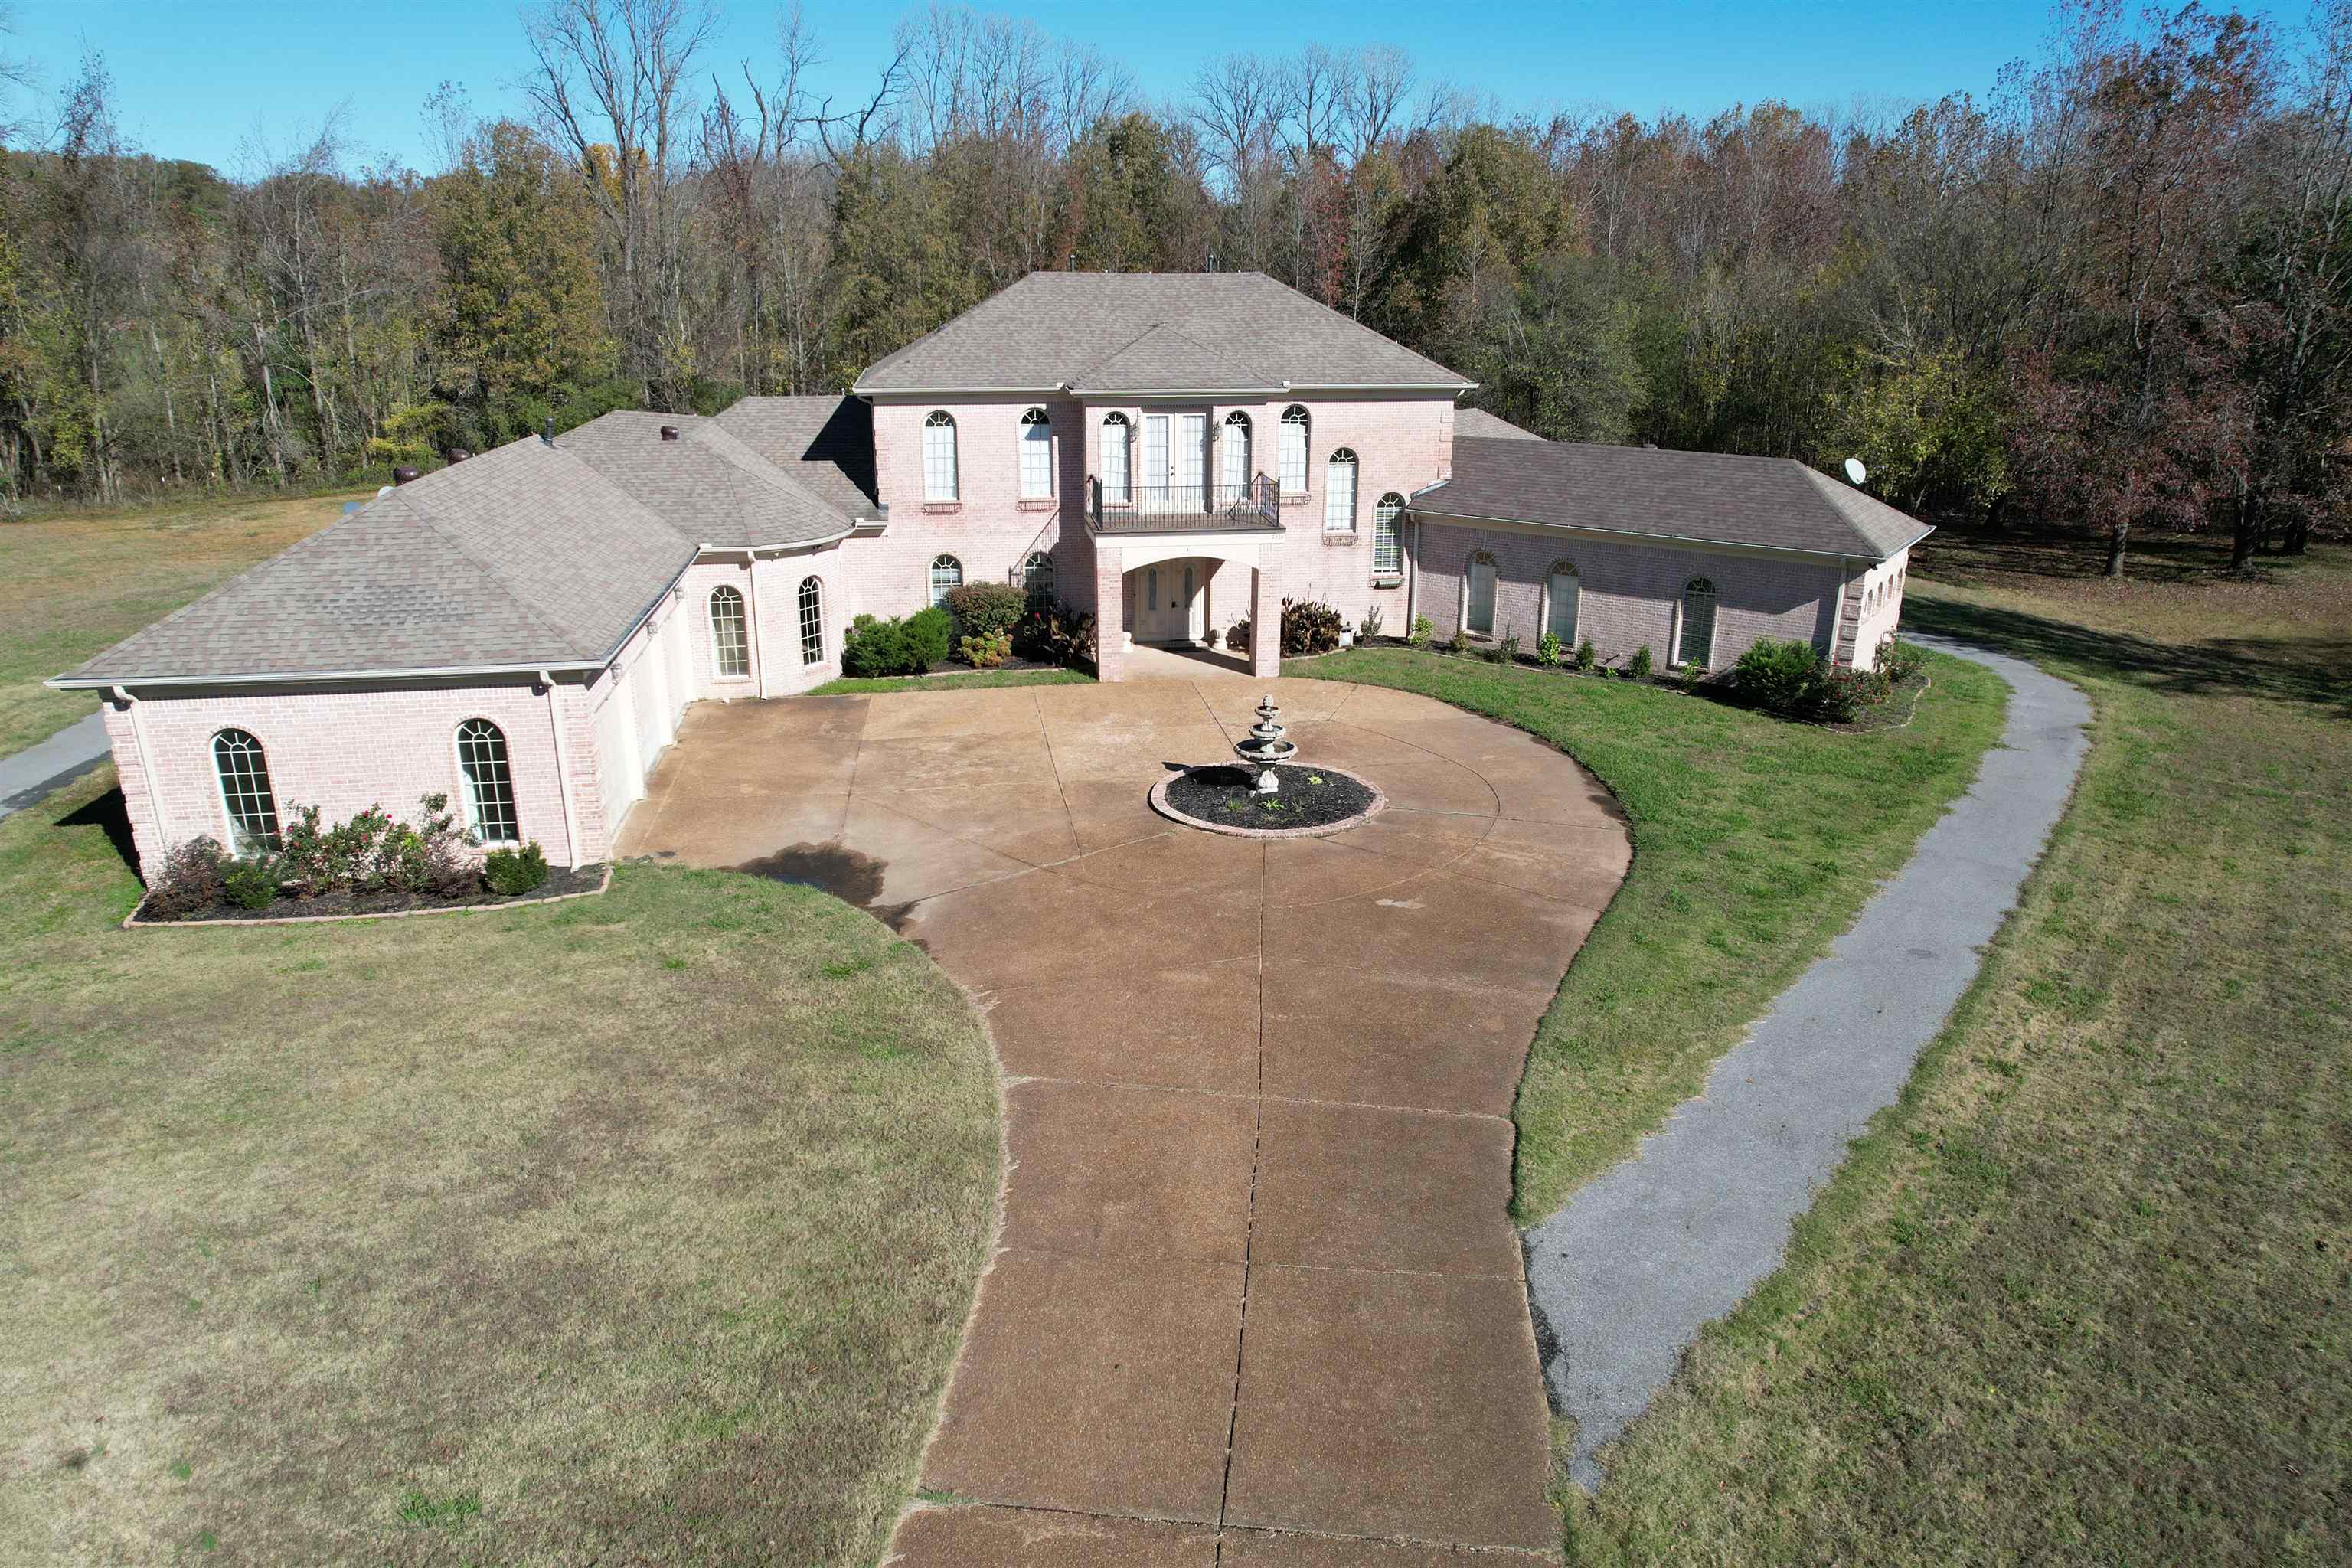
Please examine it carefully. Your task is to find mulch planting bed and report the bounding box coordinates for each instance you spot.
[130,864,610,926]
[1152,763,1387,838]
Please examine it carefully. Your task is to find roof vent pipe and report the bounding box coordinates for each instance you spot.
[541,416,555,447]
[659,425,681,442]
[391,465,419,485]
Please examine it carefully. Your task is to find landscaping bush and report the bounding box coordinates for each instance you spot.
[943,581,1026,640]
[278,794,479,898]
[958,630,1011,668]
[1733,637,1823,716]
[144,835,228,920]
[841,613,914,678]
[1359,604,1384,639]
[1679,660,1709,692]
[1279,598,1345,657]
[906,606,952,671]
[1815,665,1893,722]
[1202,625,1220,648]
[1227,618,1251,653]
[1537,631,1563,667]
[1011,603,1096,666]
[382,793,477,897]
[1494,627,1521,665]
[1576,638,1597,671]
[1629,644,1654,680]
[1408,614,1433,649]
[1878,635,1928,683]
[484,841,551,896]
[223,857,282,910]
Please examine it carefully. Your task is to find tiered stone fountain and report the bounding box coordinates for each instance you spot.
[1147,693,1387,839]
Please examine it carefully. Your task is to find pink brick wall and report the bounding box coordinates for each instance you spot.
[867,391,1452,639]
[1412,521,1847,671]
[106,678,603,876]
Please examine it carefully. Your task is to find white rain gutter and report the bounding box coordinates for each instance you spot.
[108,685,168,847]
[539,669,585,870]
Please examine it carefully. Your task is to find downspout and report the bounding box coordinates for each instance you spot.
[109,685,169,848]
[746,551,770,700]
[540,670,585,870]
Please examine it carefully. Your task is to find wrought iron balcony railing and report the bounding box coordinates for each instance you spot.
[1089,474,1282,532]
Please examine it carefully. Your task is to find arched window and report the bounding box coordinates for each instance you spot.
[1372,492,1406,577]
[708,583,750,678]
[922,410,959,502]
[1547,562,1581,645]
[798,576,825,665]
[455,718,518,846]
[929,554,964,609]
[1220,410,1253,503]
[1019,407,1054,499]
[1324,447,1359,533]
[1678,577,1717,668]
[1465,550,1498,638]
[1099,412,1130,502]
[1279,405,1309,493]
[211,728,281,854]
[1023,550,1056,603]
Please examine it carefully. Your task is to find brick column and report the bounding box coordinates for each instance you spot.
[1250,556,1283,681]
[1093,545,1125,684]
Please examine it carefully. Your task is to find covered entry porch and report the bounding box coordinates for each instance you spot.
[1093,533,1282,682]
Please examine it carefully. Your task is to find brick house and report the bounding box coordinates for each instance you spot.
[52,270,1928,875]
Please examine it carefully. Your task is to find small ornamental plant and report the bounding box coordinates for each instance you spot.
[484,841,551,896]
[1409,614,1433,649]
[1629,644,1655,680]
[1537,631,1563,667]
[1494,626,1521,665]
[1576,638,1597,671]
[223,857,281,910]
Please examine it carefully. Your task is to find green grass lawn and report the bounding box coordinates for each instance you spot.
[0,492,366,755]
[1292,646,2009,1220]
[0,771,1000,1566]
[807,667,1093,696]
[1561,537,2351,1562]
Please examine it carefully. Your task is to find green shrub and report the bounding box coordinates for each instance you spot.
[906,607,952,671]
[1537,631,1563,667]
[1228,618,1252,653]
[145,836,228,920]
[484,841,551,897]
[1279,598,1345,656]
[1629,645,1654,679]
[1816,665,1893,722]
[1878,635,1928,682]
[943,581,1027,640]
[1575,638,1597,671]
[1733,637,1827,717]
[1408,614,1433,649]
[223,856,281,910]
[958,630,1011,668]
[1359,604,1385,639]
[841,613,911,677]
[1202,625,1221,648]
[1494,626,1521,665]
[1680,660,1709,692]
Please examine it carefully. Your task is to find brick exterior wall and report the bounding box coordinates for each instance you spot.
[1412,521,1849,671]
[1844,546,1913,671]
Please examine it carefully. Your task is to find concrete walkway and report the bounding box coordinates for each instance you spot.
[0,710,111,822]
[619,676,1633,1564]
[1523,635,2092,1488]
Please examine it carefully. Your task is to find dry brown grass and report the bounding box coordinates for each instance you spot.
[1564,534,2351,1563]
[0,770,1000,1566]
[0,491,363,754]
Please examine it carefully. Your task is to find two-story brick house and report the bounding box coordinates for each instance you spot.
[53,270,1929,876]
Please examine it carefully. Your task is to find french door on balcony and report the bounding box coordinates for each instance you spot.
[1140,411,1207,514]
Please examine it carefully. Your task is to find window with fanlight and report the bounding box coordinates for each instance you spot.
[1019,407,1054,499]
[798,576,825,665]
[211,728,282,854]
[456,718,519,845]
[708,584,750,678]
[1372,492,1405,577]
[929,554,963,609]
[1677,577,1718,667]
[1324,448,1358,532]
[1099,413,1131,501]
[1546,562,1580,645]
[1220,411,1252,502]
[1279,405,1309,493]
[922,410,959,501]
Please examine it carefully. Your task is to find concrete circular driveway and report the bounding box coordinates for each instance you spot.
[618,675,1631,1563]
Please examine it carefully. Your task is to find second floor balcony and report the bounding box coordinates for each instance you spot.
[1089,474,1282,533]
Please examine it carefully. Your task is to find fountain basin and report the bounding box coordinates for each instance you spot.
[1149,763,1387,839]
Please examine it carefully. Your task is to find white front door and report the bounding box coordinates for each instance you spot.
[1135,560,1201,643]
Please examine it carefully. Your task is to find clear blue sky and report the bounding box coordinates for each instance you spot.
[0,0,2324,174]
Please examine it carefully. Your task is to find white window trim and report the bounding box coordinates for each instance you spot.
[922,410,959,502]
[1461,553,1498,639]
[1324,448,1359,534]
[1671,580,1719,668]
[798,575,825,666]
[452,717,521,847]
[928,554,964,609]
[1019,407,1054,500]
[707,584,752,681]
[1544,566,1580,646]
[210,727,279,855]
[1279,406,1310,495]
[1371,493,1406,579]
[1100,413,1131,502]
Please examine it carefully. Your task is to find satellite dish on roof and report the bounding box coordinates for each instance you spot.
[1843,457,1868,486]
[375,485,395,500]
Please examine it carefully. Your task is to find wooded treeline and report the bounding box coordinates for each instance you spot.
[2,0,2346,571]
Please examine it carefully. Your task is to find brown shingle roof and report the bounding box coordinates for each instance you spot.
[1421,436,1932,562]
[1452,407,1544,441]
[563,410,857,548]
[1070,323,1281,394]
[853,272,1472,394]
